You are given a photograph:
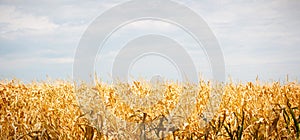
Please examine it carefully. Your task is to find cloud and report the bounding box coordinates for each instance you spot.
[0,0,299,81]
[0,56,73,72]
[0,5,58,39]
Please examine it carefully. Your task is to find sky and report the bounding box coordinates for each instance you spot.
[0,0,299,83]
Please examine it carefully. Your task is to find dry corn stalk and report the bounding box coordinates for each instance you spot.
[0,79,299,139]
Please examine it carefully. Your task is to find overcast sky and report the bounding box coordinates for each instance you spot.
[0,0,299,83]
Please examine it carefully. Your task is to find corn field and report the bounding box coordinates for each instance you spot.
[0,79,299,139]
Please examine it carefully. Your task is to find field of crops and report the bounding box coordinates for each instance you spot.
[0,79,299,139]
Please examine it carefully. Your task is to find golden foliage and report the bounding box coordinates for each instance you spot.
[0,79,299,139]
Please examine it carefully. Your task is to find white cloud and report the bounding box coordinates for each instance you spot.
[0,0,299,81]
[128,20,177,32]
[0,5,58,39]
[0,56,73,69]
